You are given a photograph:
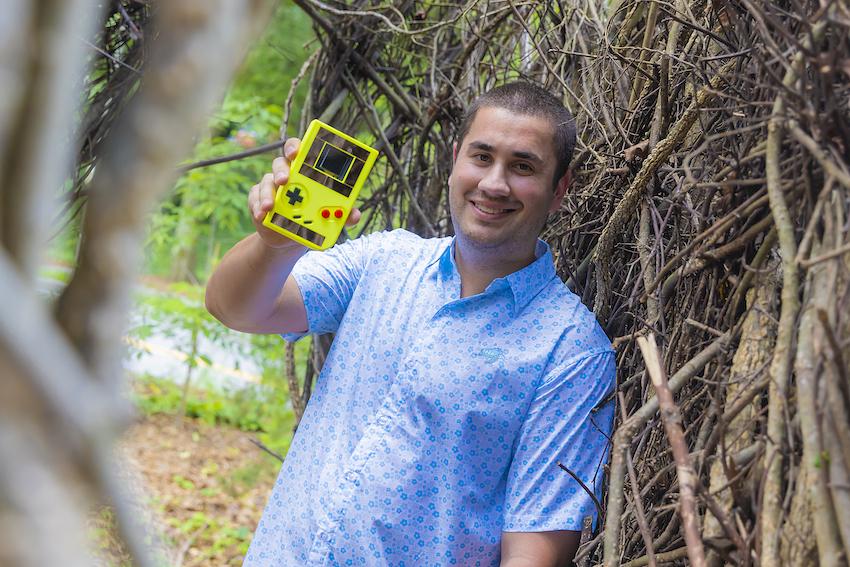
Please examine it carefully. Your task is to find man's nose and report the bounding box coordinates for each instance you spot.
[478,165,510,197]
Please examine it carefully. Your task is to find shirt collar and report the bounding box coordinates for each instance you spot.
[502,240,556,313]
[431,238,556,314]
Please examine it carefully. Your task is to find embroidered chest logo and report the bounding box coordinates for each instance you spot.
[474,347,506,365]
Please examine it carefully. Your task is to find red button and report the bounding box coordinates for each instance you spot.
[334,209,343,219]
[321,209,330,218]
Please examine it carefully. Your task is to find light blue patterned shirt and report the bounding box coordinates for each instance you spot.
[244,229,615,566]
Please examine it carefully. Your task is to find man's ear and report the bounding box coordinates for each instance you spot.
[452,141,458,162]
[549,169,571,213]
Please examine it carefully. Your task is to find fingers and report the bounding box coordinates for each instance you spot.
[251,138,300,224]
[271,156,287,186]
[248,183,259,219]
[258,173,276,215]
[274,137,301,185]
[249,173,276,222]
[345,207,362,227]
[283,137,300,160]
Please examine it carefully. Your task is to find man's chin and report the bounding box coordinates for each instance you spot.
[456,230,509,251]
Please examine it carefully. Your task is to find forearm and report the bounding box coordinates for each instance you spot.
[500,530,579,567]
[205,232,306,333]
[501,558,550,567]
[501,555,565,567]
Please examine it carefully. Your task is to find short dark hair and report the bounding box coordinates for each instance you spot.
[455,82,577,188]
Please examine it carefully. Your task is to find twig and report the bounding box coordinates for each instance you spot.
[178,139,284,173]
[789,124,850,190]
[625,448,657,567]
[696,483,750,565]
[249,437,285,463]
[594,60,737,318]
[637,334,707,567]
[799,241,850,268]
[642,191,770,301]
[603,334,731,566]
[558,462,604,521]
[613,546,689,567]
[760,81,801,567]
[684,318,724,337]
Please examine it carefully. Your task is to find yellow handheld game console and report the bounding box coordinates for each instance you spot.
[262,120,378,250]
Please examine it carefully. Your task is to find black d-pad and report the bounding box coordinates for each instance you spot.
[285,187,304,206]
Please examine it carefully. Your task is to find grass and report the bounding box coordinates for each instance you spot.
[131,374,297,456]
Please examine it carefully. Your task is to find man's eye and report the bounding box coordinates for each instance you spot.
[515,162,533,173]
[474,154,491,163]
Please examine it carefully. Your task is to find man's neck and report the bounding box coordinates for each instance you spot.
[454,239,538,298]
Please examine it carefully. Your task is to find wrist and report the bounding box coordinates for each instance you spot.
[253,232,307,255]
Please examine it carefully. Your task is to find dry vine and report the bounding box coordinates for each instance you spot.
[275,0,850,565]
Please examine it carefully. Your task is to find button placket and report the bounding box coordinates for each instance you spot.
[306,530,332,564]
[312,303,454,564]
[393,316,452,411]
[320,418,391,538]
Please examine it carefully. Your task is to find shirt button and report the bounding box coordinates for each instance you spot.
[377,415,392,427]
[344,471,358,483]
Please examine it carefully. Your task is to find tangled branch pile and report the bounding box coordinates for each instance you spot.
[284,1,850,565]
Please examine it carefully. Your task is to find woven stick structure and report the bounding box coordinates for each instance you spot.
[281,1,850,565]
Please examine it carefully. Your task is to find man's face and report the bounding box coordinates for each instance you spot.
[448,106,567,258]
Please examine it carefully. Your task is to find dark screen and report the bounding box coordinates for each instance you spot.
[316,144,353,180]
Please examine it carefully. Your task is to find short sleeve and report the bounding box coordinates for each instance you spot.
[281,233,376,341]
[502,350,615,532]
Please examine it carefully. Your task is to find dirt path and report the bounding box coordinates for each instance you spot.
[92,414,281,566]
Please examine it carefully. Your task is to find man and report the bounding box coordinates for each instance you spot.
[206,82,615,566]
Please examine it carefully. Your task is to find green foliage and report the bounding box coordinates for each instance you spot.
[167,511,253,561]
[172,475,196,491]
[87,507,132,567]
[146,97,283,278]
[88,505,168,567]
[228,1,314,123]
[814,450,831,469]
[128,280,309,454]
[47,201,83,267]
[226,463,268,495]
[133,374,297,456]
[145,1,315,280]
[38,266,71,284]
[130,283,233,385]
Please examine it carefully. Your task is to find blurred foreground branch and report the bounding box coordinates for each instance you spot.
[0,0,274,564]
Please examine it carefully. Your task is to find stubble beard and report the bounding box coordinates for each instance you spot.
[450,209,545,261]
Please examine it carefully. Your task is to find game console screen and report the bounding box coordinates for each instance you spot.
[316,144,354,180]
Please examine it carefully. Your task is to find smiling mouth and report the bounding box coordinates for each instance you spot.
[471,201,517,215]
